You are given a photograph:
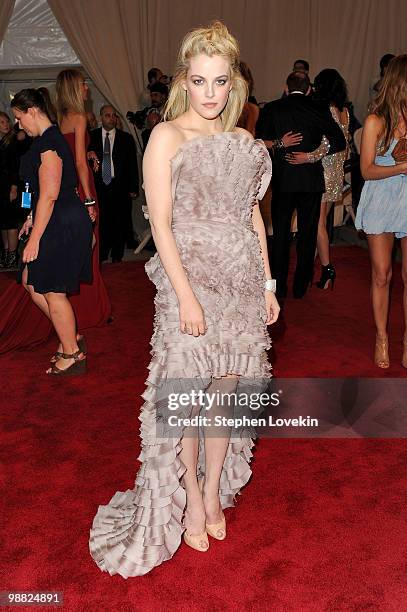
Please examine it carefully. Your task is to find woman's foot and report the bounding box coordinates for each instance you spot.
[375,334,390,369]
[202,481,226,540]
[183,489,209,551]
[46,350,86,376]
[51,334,86,363]
[316,263,336,290]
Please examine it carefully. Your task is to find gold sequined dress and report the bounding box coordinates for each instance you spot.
[321,106,349,203]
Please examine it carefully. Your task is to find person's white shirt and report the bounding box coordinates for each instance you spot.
[101,127,116,178]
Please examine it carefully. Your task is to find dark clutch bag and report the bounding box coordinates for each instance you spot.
[392,137,407,163]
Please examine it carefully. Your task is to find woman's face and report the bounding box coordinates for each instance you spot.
[0,116,10,135]
[183,53,232,121]
[12,107,38,137]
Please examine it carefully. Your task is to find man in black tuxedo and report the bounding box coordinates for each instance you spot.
[89,105,139,262]
[256,71,346,298]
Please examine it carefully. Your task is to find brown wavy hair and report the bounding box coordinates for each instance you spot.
[371,54,407,154]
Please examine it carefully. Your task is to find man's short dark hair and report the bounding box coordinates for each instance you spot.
[286,71,311,94]
[150,82,168,96]
[99,104,115,115]
[293,59,310,72]
[147,68,162,83]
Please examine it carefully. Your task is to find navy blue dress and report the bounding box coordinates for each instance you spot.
[20,125,92,294]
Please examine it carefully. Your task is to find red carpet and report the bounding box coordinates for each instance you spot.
[1,246,406,611]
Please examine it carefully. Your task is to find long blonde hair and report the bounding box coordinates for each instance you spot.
[163,21,248,132]
[371,54,407,154]
[55,68,85,124]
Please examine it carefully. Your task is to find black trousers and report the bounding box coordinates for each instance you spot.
[271,191,322,298]
[97,178,131,261]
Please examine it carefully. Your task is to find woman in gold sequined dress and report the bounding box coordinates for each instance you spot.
[314,70,349,289]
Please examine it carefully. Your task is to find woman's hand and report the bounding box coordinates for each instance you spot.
[18,216,33,239]
[285,151,309,165]
[9,185,18,202]
[396,160,407,174]
[282,131,303,148]
[86,205,97,222]
[87,151,100,173]
[265,291,280,325]
[179,294,207,336]
[23,236,40,263]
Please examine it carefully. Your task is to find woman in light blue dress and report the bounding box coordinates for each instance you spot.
[355,54,407,369]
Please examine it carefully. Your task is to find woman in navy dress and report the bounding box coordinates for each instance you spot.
[11,88,92,375]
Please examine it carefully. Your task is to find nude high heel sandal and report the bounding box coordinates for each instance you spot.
[183,529,209,552]
[205,515,226,540]
[182,478,209,552]
[374,334,390,369]
[198,477,227,540]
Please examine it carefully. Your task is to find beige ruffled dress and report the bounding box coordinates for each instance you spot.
[89,131,273,577]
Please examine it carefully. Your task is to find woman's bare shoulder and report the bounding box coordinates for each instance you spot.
[364,113,383,132]
[60,112,86,132]
[235,126,254,140]
[145,121,185,159]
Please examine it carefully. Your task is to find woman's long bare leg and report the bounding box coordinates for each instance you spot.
[367,233,394,337]
[203,375,238,524]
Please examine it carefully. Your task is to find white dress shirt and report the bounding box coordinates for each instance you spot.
[102,127,116,178]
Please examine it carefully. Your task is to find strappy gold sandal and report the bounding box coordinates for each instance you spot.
[374,334,390,369]
[47,349,87,376]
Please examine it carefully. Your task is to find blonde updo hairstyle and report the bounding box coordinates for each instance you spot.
[163,21,248,132]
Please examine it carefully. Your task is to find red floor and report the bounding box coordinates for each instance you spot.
[1,246,406,611]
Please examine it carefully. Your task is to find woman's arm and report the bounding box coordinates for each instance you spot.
[285,135,330,165]
[72,114,93,198]
[263,131,303,151]
[23,151,62,263]
[143,123,206,336]
[360,114,407,180]
[252,204,272,280]
[252,204,280,324]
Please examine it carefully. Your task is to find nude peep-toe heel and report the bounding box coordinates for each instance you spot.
[183,529,209,552]
[205,515,226,540]
[198,477,226,540]
[374,335,390,369]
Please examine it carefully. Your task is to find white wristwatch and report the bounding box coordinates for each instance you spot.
[265,279,276,293]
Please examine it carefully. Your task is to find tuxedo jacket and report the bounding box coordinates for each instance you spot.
[88,128,139,194]
[256,93,346,193]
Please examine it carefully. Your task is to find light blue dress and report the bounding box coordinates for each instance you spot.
[355,139,407,239]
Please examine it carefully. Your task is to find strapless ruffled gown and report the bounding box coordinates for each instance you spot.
[89,131,273,577]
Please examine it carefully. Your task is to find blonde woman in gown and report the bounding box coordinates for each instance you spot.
[89,21,280,577]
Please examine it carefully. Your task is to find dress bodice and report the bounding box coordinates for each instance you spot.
[375,139,398,166]
[62,130,97,203]
[169,132,272,228]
